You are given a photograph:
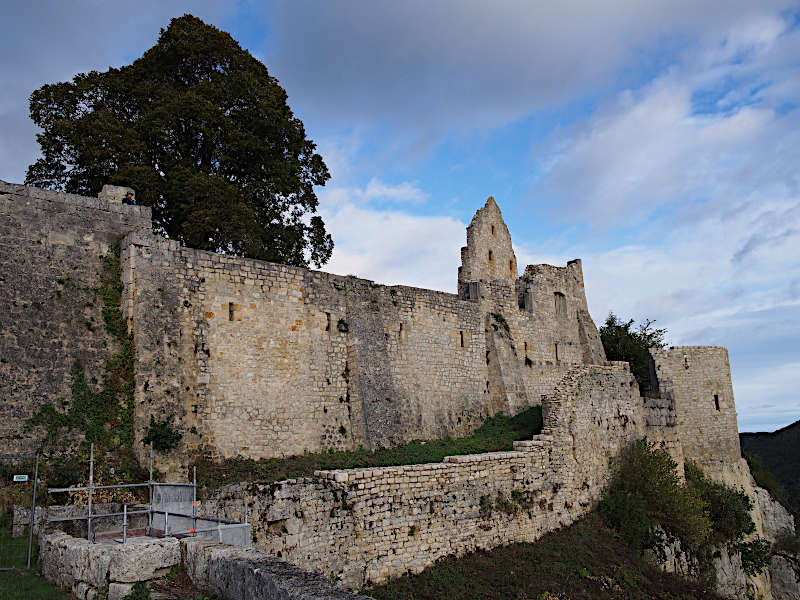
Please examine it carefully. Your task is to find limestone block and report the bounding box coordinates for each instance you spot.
[108,583,135,600]
[107,537,181,582]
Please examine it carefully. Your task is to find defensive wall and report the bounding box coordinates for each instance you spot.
[0,181,743,479]
[120,195,609,470]
[2,181,795,597]
[200,363,662,587]
[0,181,150,454]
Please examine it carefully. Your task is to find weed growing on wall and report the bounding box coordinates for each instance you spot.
[142,415,182,452]
[28,244,135,452]
[600,439,772,578]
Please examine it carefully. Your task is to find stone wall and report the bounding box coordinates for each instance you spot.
[183,538,371,600]
[122,231,609,471]
[201,363,653,588]
[39,531,180,600]
[651,346,741,475]
[0,181,151,454]
[38,531,367,600]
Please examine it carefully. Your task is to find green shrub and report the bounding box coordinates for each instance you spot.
[685,460,755,545]
[601,442,773,578]
[599,438,710,551]
[142,415,182,452]
[735,538,772,577]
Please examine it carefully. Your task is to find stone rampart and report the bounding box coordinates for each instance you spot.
[201,363,653,588]
[651,346,740,475]
[0,181,151,453]
[122,229,607,471]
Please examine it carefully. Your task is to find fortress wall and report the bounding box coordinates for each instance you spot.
[472,260,607,415]
[651,346,741,475]
[124,234,494,467]
[376,284,488,442]
[203,364,650,588]
[0,182,151,453]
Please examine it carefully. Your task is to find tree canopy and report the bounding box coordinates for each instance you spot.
[26,14,333,267]
[599,313,667,394]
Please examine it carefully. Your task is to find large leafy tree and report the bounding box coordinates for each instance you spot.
[600,313,667,394]
[26,14,333,267]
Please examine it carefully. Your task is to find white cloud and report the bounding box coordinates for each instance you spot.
[319,185,463,292]
[364,178,429,204]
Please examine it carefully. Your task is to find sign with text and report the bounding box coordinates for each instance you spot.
[13,474,29,482]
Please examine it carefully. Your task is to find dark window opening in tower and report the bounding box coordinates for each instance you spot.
[554,292,567,318]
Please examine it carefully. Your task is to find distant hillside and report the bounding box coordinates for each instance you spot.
[740,419,800,518]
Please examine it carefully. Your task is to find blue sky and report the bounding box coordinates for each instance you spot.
[1,1,798,432]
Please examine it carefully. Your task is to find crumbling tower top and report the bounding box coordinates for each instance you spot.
[458,196,518,294]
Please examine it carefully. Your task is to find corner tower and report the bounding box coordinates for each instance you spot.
[458,196,518,295]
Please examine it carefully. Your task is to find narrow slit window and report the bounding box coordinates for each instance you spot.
[488,249,494,263]
[399,322,404,341]
[554,342,559,362]
[460,330,464,348]
[714,394,720,411]
[228,302,235,321]
[491,224,495,235]
[325,312,331,332]
[509,260,514,274]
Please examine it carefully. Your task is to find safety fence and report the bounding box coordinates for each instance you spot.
[46,444,249,547]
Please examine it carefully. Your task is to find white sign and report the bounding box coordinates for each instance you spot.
[13,474,28,482]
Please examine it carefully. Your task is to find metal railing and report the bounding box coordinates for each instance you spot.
[46,443,248,545]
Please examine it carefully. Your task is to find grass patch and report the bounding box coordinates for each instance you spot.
[364,512,722,599]
[194,406,542,492]
[0,515,69,600]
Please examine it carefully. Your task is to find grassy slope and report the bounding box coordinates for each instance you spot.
[0,526,68,600]
[194,406,543,492]
[364,513,721,600]
[740,419,800,517]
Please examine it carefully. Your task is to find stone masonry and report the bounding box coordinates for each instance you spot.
[119,192,608,471]
[0,181,150,454]
[3,181,795,597]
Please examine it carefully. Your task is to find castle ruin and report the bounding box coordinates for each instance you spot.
[1,181,795,597]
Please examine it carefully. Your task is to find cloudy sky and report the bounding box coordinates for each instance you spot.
[2,1,798,432]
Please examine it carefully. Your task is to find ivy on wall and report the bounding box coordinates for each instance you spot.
[28,244,135,451]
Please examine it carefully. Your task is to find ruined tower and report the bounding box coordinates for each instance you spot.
[458,196,518,296]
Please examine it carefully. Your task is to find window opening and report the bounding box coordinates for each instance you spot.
[491,224,495,235]
[488,249,493,263]
[325,312,331,332]
[228,302,235,321]
[554,342,559,361]
[554,292,567,318]
[714,394,720,411]
[460,331,464,348]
